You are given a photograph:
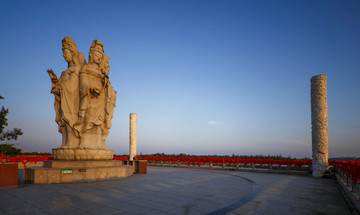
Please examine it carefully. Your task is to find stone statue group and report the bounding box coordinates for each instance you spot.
[47,37,116,160]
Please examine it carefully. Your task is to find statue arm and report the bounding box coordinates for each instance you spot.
[89,74,109,96]
[47,69,58,81]
[47,69,60,94]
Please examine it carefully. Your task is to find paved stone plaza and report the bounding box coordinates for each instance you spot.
[0,167,352,215]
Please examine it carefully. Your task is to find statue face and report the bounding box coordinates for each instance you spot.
[92,51,103,65]
[63,49,72,63]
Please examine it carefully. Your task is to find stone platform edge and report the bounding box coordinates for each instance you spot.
[335,174,360,214]
[148,163,310,176]
[25,165,133,184]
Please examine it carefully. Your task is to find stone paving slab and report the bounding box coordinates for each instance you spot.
[0,167,353,215]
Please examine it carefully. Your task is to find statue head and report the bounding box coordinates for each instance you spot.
[62,37,82,66]
[89,40,104,65]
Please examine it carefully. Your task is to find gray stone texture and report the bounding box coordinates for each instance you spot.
[48,38,116,160]
[25,163,132,184]
[311,75,329,177]
[2,167,352,215]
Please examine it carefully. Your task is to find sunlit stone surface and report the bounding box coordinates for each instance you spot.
[47,38,116,160]
[26,38,132,184]
[129,113,137,161]
[311,75,329,177]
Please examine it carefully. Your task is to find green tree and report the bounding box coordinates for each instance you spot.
[0,143,21,155]
[0,95,23,156]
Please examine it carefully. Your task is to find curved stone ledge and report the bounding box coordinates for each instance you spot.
[26,165,133,184]
[53,148,114,160]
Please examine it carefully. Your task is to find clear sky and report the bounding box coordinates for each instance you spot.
[0,0,359,158]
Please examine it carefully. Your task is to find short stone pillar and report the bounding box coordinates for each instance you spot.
[311,75,329,177]
[129,113,137,161]
[0,163,18,187]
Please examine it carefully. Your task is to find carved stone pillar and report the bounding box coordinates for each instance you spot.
[311,75,329,177]
[129,113,137,161]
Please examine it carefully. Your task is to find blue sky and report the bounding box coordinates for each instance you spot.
[0,0,359,158]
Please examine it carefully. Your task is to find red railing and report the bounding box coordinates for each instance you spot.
[136,156,359,201]
[112,156,129,161]
[333,160,360,201]
[0,155,54,167]
[1,155,359,200]
[139,156,313,168]
[1,155,358,186]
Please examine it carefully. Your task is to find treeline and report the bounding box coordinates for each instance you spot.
[114,153,299,160]
[329,157,360,161]
[21,151,52,156]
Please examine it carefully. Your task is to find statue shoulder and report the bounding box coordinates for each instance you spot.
[80,64,101,75]
[78,64,87,74]
[74,64,83,72]
[78,52,86,66]
[60,69,69,77]
[80,64,90,71]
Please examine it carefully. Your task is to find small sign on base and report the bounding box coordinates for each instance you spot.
[61,169,73,174]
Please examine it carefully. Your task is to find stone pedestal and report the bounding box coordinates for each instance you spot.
[25,160,132,184]
[311,75,329,177]
[52,148,114,160]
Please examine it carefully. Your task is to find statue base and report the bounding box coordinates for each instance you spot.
[52,148,114,160]
[25,160,133,184]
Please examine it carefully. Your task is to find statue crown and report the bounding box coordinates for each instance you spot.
[90,40,104,54]
[62,37,79,55]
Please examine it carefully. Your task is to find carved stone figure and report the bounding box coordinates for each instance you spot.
[47,38,116,160]
[47,37,85,149]
[101,54,117,148]
[311,75,329,177]
[75,40,116,150]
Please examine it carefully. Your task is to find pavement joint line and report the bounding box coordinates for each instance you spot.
[2,186,50,214]
[205,171,260,215]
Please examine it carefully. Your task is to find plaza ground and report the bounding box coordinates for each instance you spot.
[0,167,353,215]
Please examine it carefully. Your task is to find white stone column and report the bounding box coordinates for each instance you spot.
[311,75,329,177]
[129,113,137,161]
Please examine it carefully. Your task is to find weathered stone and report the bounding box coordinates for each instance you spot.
[25,164,132,184]
[43,160,123,168]
[47,38,116,160]
[311,75,329,177]
[27,38,134,184]
[52,148,114,160]
[26,38,133,184]
[129,113,137,161]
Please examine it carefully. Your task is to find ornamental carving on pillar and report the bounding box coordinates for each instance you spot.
[311,75,329,177]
